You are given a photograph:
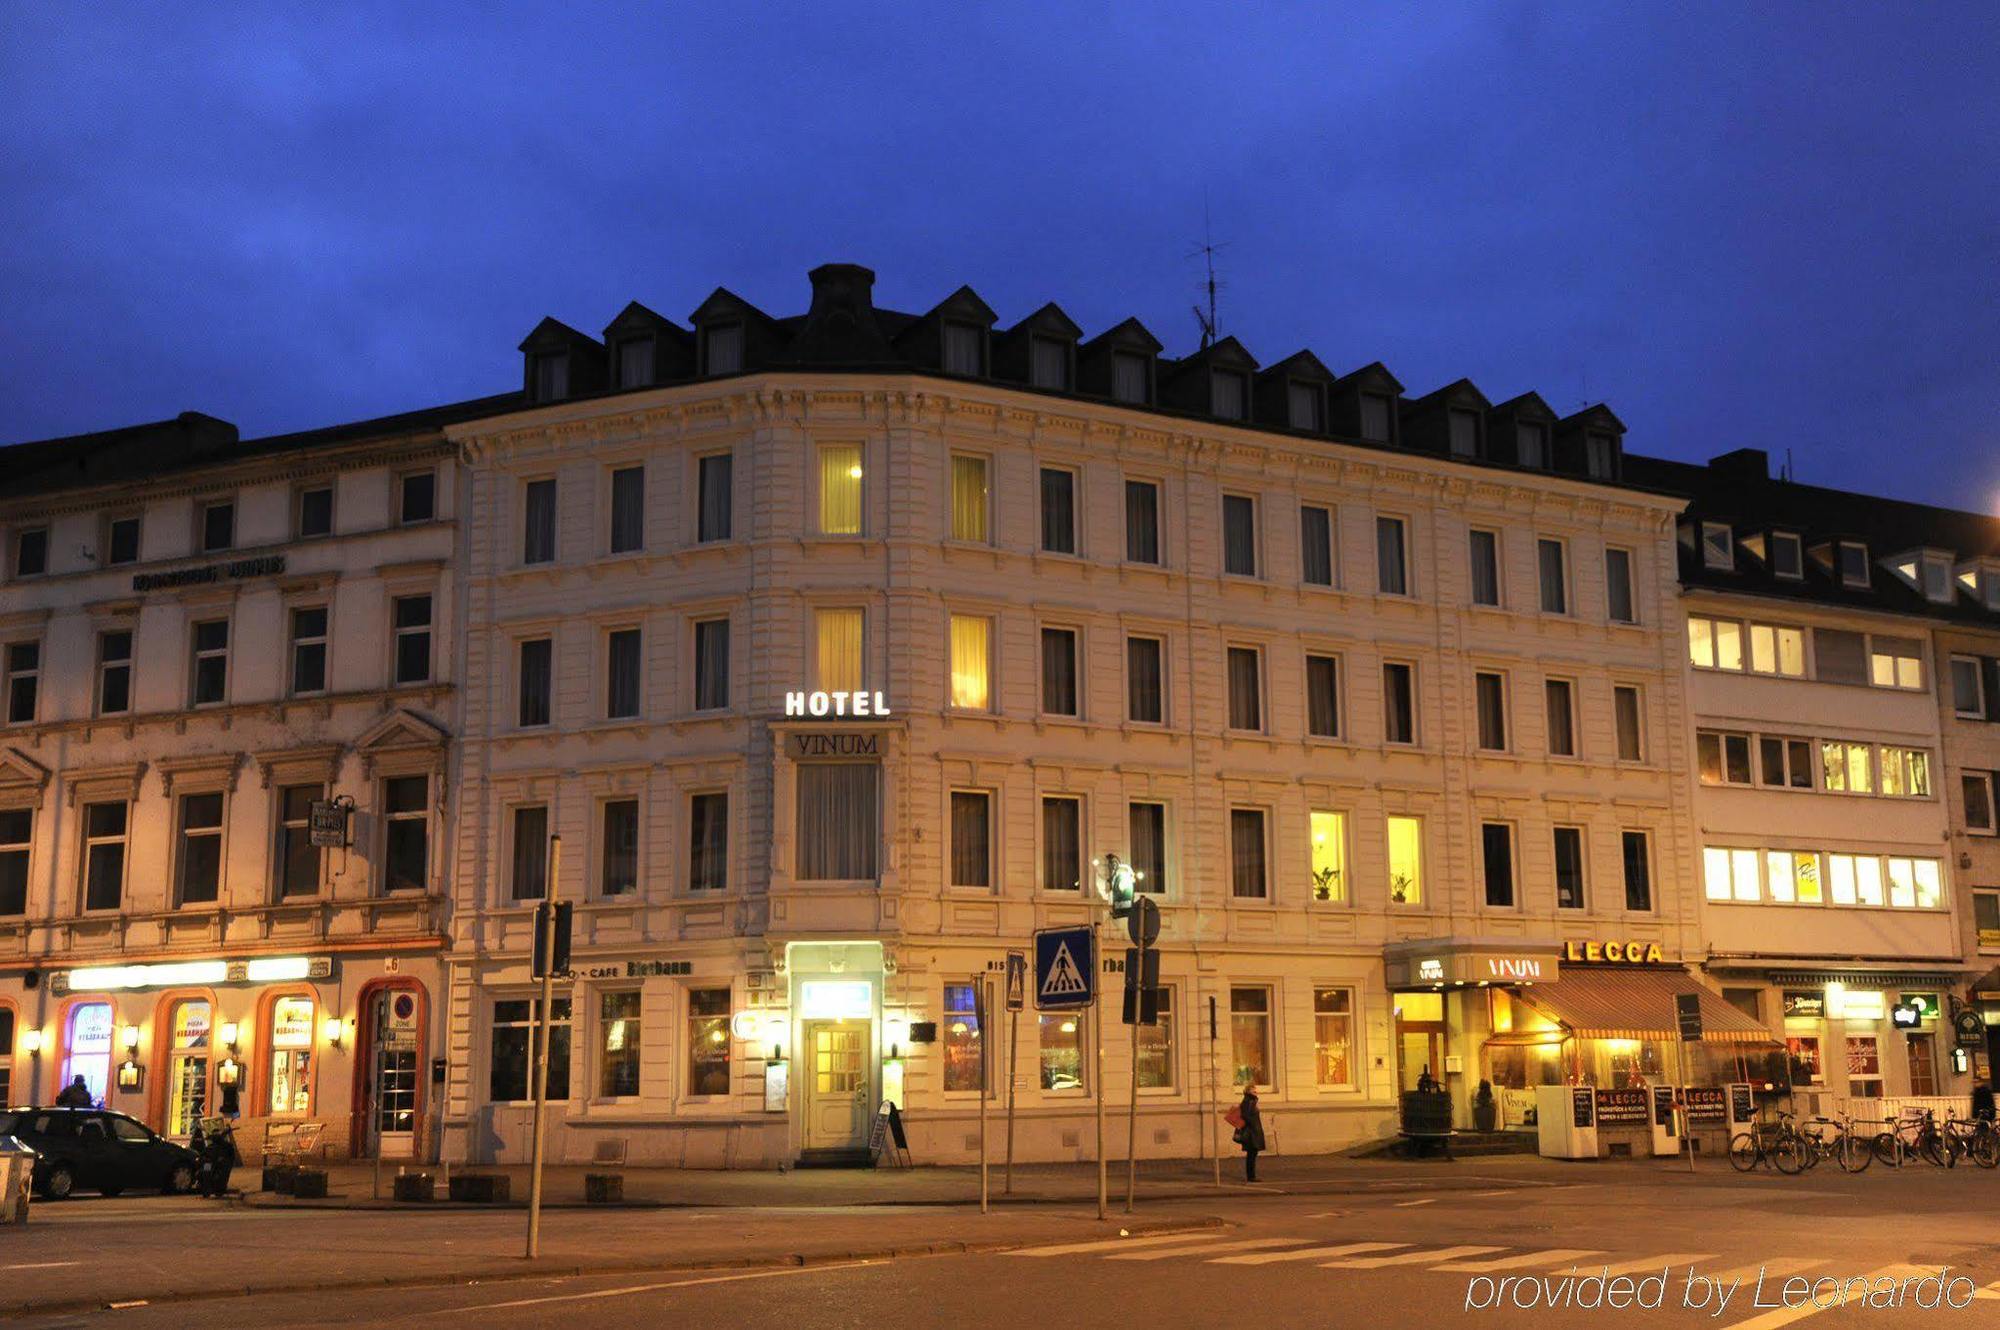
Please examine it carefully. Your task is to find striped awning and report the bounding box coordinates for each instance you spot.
[1518,968,1778,1044]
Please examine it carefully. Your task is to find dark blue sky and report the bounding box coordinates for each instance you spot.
[4,5,1996,510]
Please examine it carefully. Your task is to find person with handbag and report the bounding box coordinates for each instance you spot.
[1228,1084,1267,1181]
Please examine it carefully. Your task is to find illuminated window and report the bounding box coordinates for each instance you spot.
[1697,731,1753,785]
[1037,1011,1083,1091]
[1614,686,1643,762]
[64,1001,113,1107]
[1309,811,1346,903]
[1820,740,1873,794]
[268,996,316,1116]
[818,444,862,535]
[598,991,642,1098]
[1136,987,1176,1090]
[942,983,984,1093]
[1387,816,1422,906]
[1229,987,1272,1088]
[687,989,731,1095]
[1765,851,1821,904]
[948,615,991,711]
[1847,1035,1882,1096]
[950,455,989,543]
[815,609,863,694]
[165,1000,211,1137]
[1880,748,1931,798]
[1748,624,1805,677]
[1869,637,1923,690]
[1313,989,1354,1088]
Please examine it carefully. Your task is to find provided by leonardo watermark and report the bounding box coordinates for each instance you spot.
[1464,1264,1979,1315]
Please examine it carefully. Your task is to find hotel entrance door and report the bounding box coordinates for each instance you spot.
[1395,990,1448,1093]
[802,1019,871,1151]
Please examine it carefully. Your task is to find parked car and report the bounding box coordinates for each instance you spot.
[0,1108,198,1199]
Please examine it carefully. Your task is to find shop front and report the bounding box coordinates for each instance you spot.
[1383,937,1564,1132]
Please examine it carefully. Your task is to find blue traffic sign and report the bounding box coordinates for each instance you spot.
[1033,926,1096,1010]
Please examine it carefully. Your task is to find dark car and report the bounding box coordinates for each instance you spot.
[0,1108,198,1199]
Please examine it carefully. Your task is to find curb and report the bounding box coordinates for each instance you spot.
[0,1216,1225,1318]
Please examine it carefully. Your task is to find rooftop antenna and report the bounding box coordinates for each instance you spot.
[1782,447,1794,483]
[1188,198,1227,350]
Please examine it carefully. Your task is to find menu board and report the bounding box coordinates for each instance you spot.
[1728,1083,1756,1124]
[1571,1086,1595,1128]
[1683,1086,1727,1122]
[1594,1088,1650,1126]
[1652,1085,1677,1128]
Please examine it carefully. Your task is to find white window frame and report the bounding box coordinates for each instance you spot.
[1770,531,1804,580]
[1962,771,1997,837]
[1949,655,1986,719]
[1700,521,1734,571]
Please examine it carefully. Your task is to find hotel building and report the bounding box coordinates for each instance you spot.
[437,264,1708,1167]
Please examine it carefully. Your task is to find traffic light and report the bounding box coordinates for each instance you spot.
[531,900,573,978]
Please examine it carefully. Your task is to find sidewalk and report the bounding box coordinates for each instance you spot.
[247,1150,1594,1210]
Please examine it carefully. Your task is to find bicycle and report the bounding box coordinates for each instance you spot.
[1940,1111,2000,1169]
[1872,1109,1949,1168]
[1729,1113,1809,1174]
[1792,1112,1871,1173]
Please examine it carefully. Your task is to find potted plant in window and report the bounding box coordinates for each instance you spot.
[1312,864,1341,902]
[1389,871,1415,905]
[1472,1079,1498,1133]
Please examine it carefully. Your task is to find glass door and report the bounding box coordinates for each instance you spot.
[165,1000,212,1138]
[369,989,420,1158]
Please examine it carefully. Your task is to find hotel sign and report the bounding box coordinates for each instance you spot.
[787,732,881,759]
[132,554,286,592]
[1562,940,1669,966]
[1389,950,1557,987]
[784,690,892,718]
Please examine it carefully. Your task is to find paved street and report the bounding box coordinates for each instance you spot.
[9,1159,2000,1329]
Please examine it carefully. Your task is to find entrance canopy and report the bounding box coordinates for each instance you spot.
[1519,968,1775,1044]
[1383,936,1563,989]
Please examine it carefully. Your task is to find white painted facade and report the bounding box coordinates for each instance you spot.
[440,376,1699,1168]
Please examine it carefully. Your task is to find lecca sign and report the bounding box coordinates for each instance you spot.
[1563,940,1668,966]
[784,690,892,718]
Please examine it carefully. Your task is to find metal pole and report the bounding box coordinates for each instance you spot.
[524,836,560,1260]
[371,1058,383,1201]
[1679,1038,1695,1173]
[1095,923,1106,1222]
[1004,1002,1019,1194]
[978,978,989,1214]
[1126,976,1140,1213]
[1210,994,1221,1186]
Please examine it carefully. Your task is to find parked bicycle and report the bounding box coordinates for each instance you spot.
[1941,1110,2000,1169]
[1789,1112,1873,1173]
[1730,1112,1809,1174]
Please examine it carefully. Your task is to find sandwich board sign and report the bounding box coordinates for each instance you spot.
[1033,926,1095,1011]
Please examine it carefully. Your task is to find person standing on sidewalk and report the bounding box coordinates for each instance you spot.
[1236,1086,1266,1182]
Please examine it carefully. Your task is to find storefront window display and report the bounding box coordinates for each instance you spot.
[65,1002,113,1106]
[1135,987,1174,1090]
[166,1000,211,1136]
[686,989,731,1096]
[1847,1036,1883,1096]
[942,983,983,1092]
[1038,1012,1082,1091]
[268,995,315,1115]
[1230,987,1272,1088]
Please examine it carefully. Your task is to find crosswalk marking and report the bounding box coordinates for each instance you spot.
[1553,1253,1714,1277]
[1007,1232,1225,1257]
[1325,1245,1507,1269]
[1700,1256,1824,1286]
[1104,1238,1310,1262]
[1392,1198,1436,1208]
[1972,1281,2000,1301]
[1211,1242,1407,1266]
[1433,1248,1602,1273]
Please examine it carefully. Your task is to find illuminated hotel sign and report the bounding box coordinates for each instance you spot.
[784,690,892,718]
[1389,948,1558,988]
[1562,940,1668,965]
[54,955,334,994]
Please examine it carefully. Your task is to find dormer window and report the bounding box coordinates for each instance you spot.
[1585,434,1617,479]
[702,324,744,376]
[1700,521,1734,571]
[532,353,568,402]
[1359,393,1393,443]
[1516,423,1546,469]
[1111,352,1149,404]
[1287,381,1322,431]
[1922,554,1953,603]
[1770,531,1803,580]
[1447,409,1479,459]
[1210,370,1247,421]
[1030,337,1069,390]
[1838,541,1870,588]
[942,322,983,376]
[1986,569,2000,612]
[616,337,655,389]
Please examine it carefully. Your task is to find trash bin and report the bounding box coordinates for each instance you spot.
[0,1135,39,1224]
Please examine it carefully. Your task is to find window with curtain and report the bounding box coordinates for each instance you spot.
[1040,468,1076,554]
[1537,539,1568,614]
[1605,547,1635,623]
[1030,337,1069,389]
[1042,796,1081,892]
[1125,480,1160,563]
[688,791,728,891]
[1041,627,1078,715]
[1448,408,1479,458]
[518,638,552,727]
[796,763,879,881]
[510,805,548,900]
[617,337,654,389]
[600,799,639,896]
[1614,686,1643,761]
[1376,516,1407,595]
[1475,672,1507,751]
[1211,370,1246,420]
[1306,654,1339,737]
[1229,987,1272,1087]
[1546,678,1576,756]
[523,479,557,564]
[607,628,642,719]
[815,608,863,693]
[703,324,743,375]
[943,322,983,375]
[1230,808,1266,899]
[1300,505,1333,586]
[1516,422,1546,468]
[1313,989,1354,1087]
[1554,827,1586,908]
[1129,802,1166,894]
[1112,351,1148,404]
[1360,393,1393,442]
[818,444,862,535]
[1383,662,1415,744]
[1288,381,1321,431]
[1387,815,1422,905]
[1469,529,1500,606]
[694,619,730,710]
[1226,646,1261,731]
[1222,494,1257,576]
[609,465,645,554]
[950,791,991,889]
[697,453,733,541]
[950,455,989,543]
[1128,636,1164,723]
[1622,831,1653,911]
[949,615,991,710]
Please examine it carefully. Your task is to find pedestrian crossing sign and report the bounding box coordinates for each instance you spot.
[1033,926,1096,1010]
